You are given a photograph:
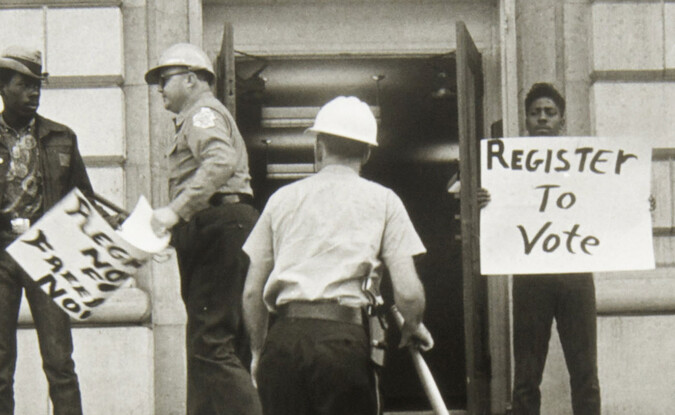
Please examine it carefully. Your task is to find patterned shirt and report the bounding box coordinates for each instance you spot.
[0,115,42,220]
[243,165,426,312]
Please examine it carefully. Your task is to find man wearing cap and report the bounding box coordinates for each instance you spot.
[0,46,98,414]
[242,96,434,415]
[145,43,261,415]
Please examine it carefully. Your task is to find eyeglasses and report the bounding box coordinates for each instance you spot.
[158,70,190,88]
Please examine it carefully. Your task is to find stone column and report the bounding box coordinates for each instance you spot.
[515,0,591,136]
[143,1,193,414]
[506,1,592,413]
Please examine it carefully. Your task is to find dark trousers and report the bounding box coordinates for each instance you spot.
[257,317,378,415]
[172,203,262,415]
[512,274,601,415]
[0,251,82,415]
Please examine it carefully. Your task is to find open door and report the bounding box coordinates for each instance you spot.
[216,19,483,413]
[456,21,490,414]
[216,22,237,117]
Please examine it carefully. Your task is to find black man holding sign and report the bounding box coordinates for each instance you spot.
[479,83,653,415]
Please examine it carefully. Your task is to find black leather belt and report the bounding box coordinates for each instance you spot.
[209,192,253,206]
[277,301,363,326]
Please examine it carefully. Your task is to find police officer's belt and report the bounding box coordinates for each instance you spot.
[209,193,253,206]
[277,301,363,326]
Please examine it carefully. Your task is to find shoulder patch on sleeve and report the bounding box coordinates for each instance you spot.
[192,107,217,129]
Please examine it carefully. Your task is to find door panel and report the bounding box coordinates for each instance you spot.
[216,22,237,117]
[216,20,481,412]
[456,21,490,415]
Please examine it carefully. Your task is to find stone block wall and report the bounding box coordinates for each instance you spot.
[532,1,675,414]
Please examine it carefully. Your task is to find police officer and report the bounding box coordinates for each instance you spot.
[0,46,95,415]
[242,96,434,415]
[145,43,261,415]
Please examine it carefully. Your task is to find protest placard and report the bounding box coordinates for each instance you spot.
[480,136,654,275]
[6,188,167,320]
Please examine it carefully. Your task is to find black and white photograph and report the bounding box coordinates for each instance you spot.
[0,1,673,414]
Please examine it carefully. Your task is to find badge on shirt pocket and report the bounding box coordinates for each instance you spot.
[59,153,71,167]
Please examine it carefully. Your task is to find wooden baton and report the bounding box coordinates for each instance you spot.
[390,305,449,415]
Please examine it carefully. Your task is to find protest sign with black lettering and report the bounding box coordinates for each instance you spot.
[7,188,155,320]
[480,136,654,275]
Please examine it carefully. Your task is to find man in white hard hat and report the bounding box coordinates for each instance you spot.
[0,45,99,415]
[145,43,261,415]
[243,96,434,415]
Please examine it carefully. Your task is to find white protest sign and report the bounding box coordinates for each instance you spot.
[7,189,159,320]
[480,136,654,275]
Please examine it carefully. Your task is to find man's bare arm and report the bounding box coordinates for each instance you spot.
[385,256,434,351]
[242,257,274,387]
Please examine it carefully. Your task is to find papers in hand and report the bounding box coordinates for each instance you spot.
[117,196,170,254]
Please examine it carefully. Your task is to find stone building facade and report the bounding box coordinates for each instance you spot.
[0,0,672,414]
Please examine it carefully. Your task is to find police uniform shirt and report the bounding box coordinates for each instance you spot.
[168,91,253,221]
[243,164,426,312]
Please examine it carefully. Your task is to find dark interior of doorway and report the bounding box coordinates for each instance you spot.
[234,55,468,411]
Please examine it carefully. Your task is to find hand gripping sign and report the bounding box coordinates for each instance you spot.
[480,136,654,275]
[7,188,169,320]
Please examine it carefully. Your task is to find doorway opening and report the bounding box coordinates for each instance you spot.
[232,54,468,411]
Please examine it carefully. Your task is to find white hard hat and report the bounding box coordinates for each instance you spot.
[307,96,378,146]
[145,43,215,84]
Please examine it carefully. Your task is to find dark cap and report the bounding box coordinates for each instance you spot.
[0,46,48,80]
[525,83,565,115]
